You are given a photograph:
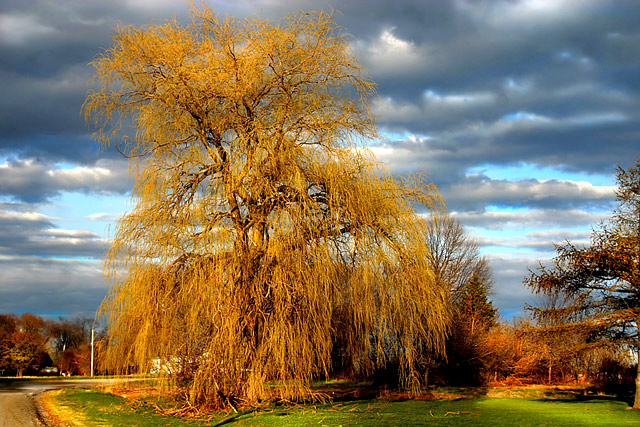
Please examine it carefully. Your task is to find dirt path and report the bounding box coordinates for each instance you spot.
[0,379,122,427]
[0,392,47,427]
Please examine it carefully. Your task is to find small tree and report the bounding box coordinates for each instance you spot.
[9,314,50,376]
[49,317,89,352]
[0,314,17,375]
[48,317,93,375]
[527,290,593,384]
[482,319,538,384]
[442,272,497,385]
[458,273,497,334]
[417,214,494,385]
[526,159,640,408]
[85,6,448,408]
[423,213,492,301]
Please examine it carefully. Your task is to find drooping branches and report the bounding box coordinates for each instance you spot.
[85,5,448,408]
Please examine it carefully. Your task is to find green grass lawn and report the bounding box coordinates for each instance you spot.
[45,385,640,426]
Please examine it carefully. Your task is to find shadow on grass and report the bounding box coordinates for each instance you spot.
[532,385,634,407]
[309,380,494,405]
[212,412,243,427]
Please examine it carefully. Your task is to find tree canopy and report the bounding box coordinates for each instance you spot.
[423,213,492,301]
[526,159,640,409]
[0,313,51,377]
[85,6,448,408]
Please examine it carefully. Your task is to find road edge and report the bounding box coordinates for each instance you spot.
[33,392,56,426]
[36,390,75,427]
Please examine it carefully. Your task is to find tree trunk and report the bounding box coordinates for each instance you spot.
[634,344,640,409]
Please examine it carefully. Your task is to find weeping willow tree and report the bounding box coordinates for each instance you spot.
[84,5,448,409]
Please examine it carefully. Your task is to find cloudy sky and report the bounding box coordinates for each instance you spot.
[1,0,638,320]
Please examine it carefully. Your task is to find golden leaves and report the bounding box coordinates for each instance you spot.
[88,4,447,409]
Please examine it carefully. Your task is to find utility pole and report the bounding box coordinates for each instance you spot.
[90,327,94,377]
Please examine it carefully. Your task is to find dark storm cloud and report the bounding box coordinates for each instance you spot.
[488,256,540,318]
[0,0,192,164]
[352,0,640,91]
[349,0,640,178]
[4,0,637,179]
[0,3,107,148]
[0,256,107,318]
[1,0,638,319]
[252,0,461,41]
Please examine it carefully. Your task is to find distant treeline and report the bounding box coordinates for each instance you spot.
[0,313,104,377]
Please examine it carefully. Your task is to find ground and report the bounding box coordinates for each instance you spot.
[38,381,640,426]
[0,378,129,427]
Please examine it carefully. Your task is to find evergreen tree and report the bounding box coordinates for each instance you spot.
[458,272,498,334]
[442,272,498,386]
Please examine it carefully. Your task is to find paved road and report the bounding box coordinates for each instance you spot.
[0,378,119,427]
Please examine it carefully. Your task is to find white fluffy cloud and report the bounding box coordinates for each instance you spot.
[0,205,109,259]
[356,27,426,78]
[0,158,132,202]
[477,230,592,252]
[454,209,610,230]
[444,177,615,211]
[0,13,58,46]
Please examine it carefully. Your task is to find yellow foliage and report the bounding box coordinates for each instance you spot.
[85,4,448,408]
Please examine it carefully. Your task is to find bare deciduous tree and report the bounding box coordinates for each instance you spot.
[423,213,492,301]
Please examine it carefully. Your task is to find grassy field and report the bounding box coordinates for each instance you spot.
[42,384,639,426]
